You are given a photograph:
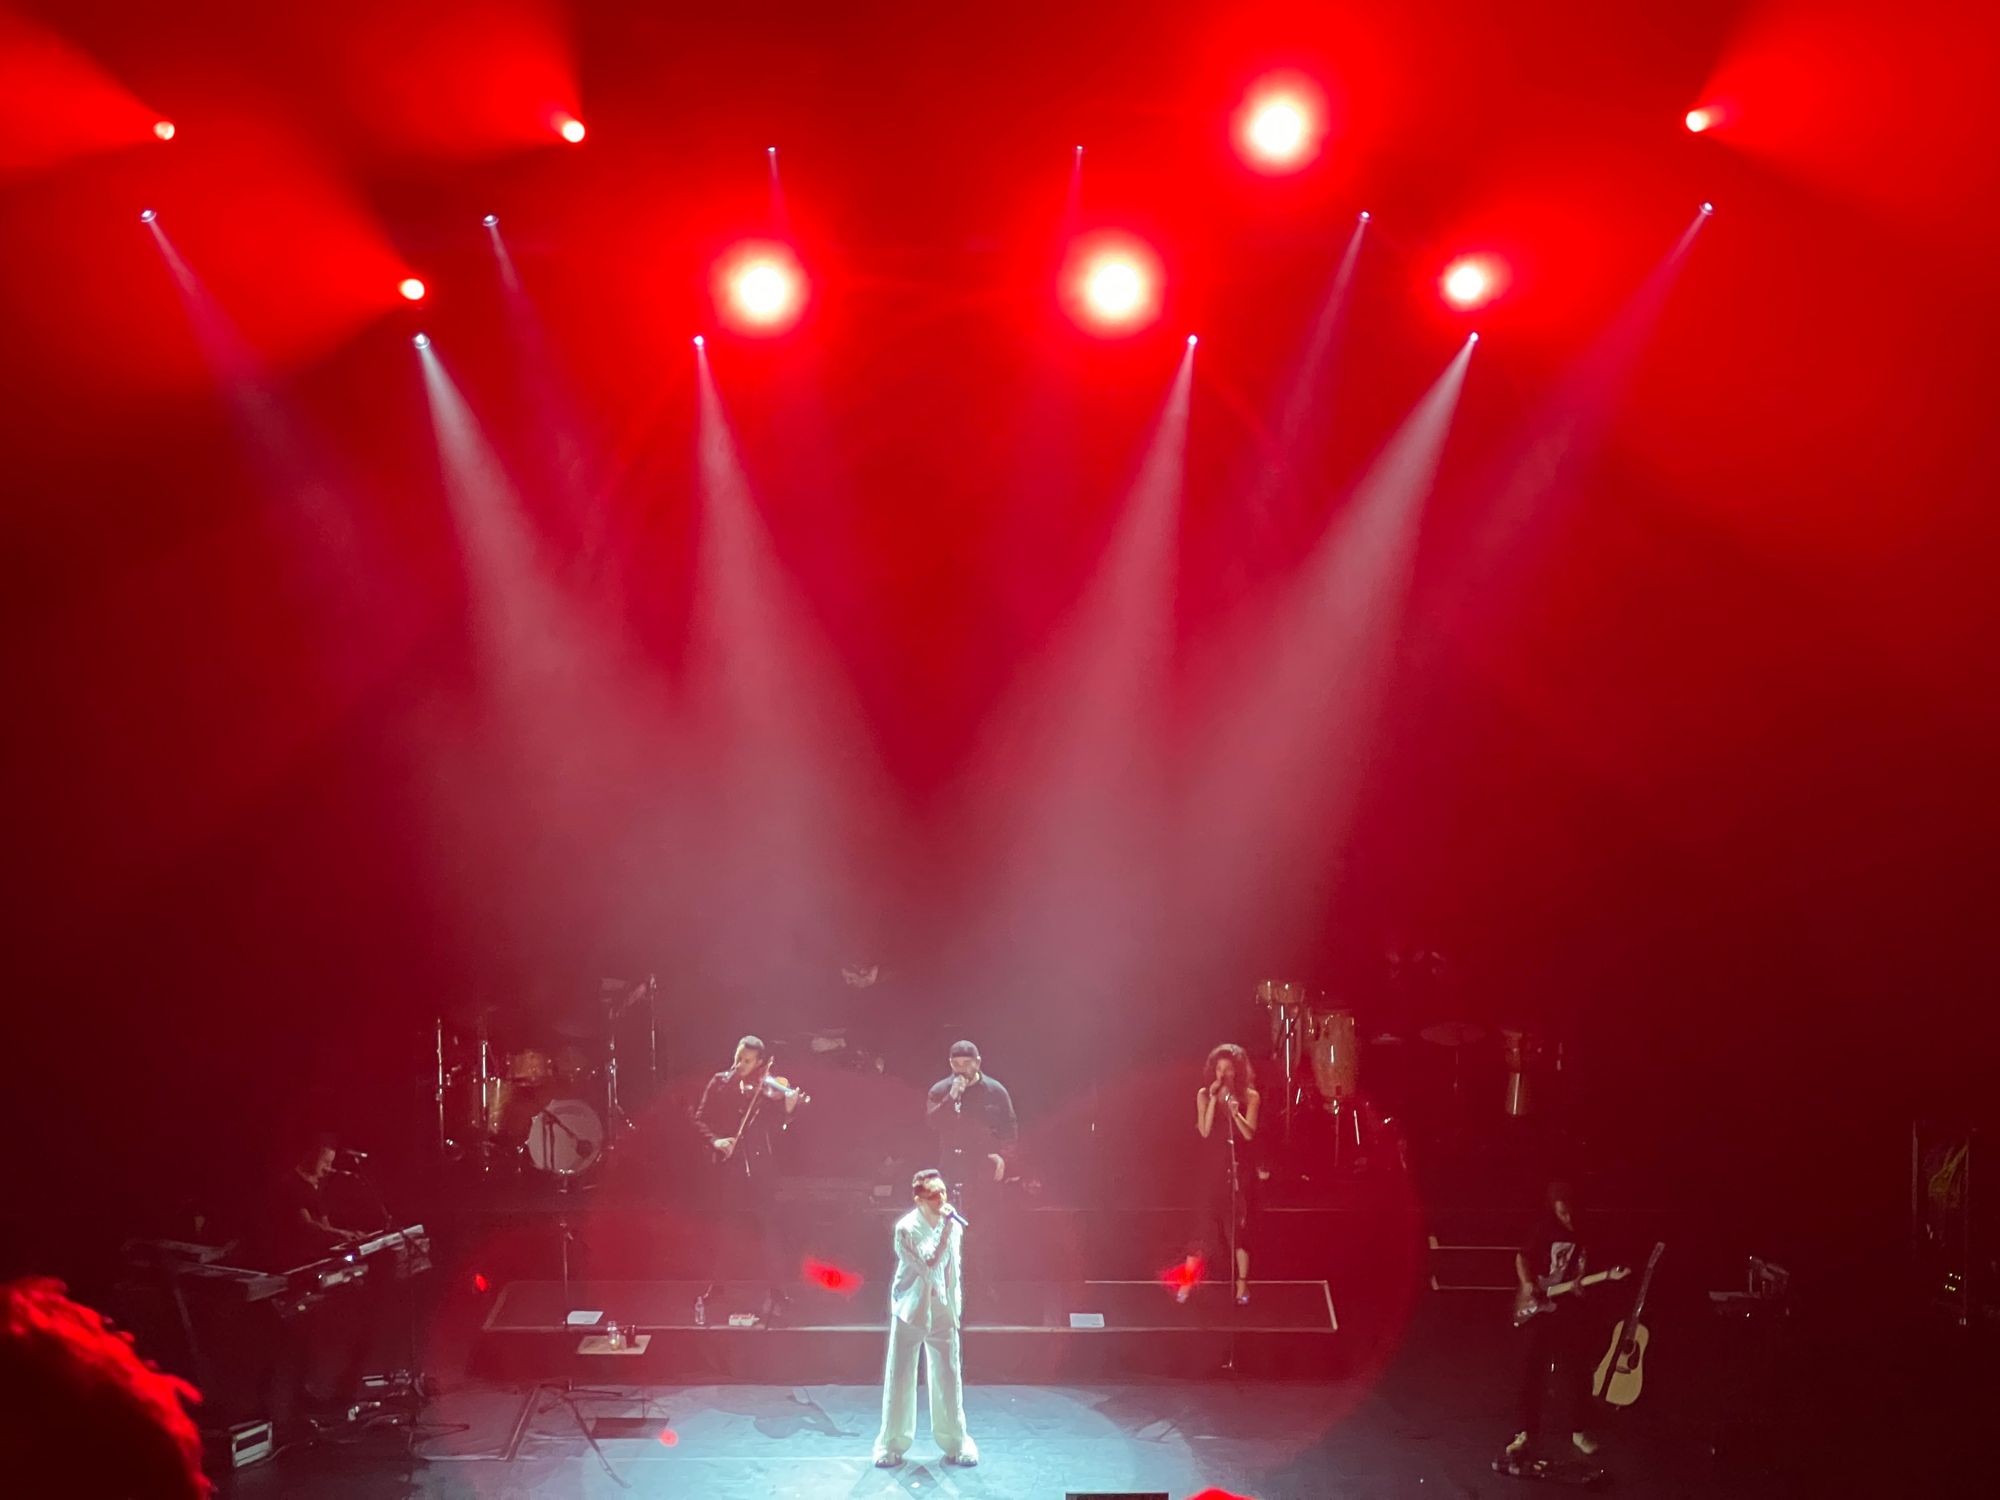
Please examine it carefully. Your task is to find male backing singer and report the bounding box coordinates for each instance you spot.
[872,1169,978,1469]
[924,1042,1016,1209]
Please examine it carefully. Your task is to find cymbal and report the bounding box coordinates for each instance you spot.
[1419,1021,1486,1048]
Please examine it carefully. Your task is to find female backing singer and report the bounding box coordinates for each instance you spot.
[1178,1043,1260,1306]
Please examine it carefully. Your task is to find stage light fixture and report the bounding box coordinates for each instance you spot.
[1187,334,1199,347]
[1235,75,1327,173]
[716,244,807,333]
[693,334,705,348]
[556,114,586,144]
[399,277,427,302]
[735,262,792,320]
[1685,107,1716,133]
[1440,255,1505,311]
[1063,236,1163,334]
[412,332,431,349]
[153,120,175,142]
[1700,201,1715,215]
[1085,258,1145,319]
[482,213,498,228]
[1469,332,1481,343]
[139,207,157,223]
[1359,210,1371,222]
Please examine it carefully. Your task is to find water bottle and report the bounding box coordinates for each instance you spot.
[694,1292,706,1328]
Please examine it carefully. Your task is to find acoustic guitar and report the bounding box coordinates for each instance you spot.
[1592,1241,1665,1406]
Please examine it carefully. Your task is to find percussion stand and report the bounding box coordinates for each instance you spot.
[1275,1004,1306,1156]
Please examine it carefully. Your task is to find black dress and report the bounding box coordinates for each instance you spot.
[1190,1092,1252,1273]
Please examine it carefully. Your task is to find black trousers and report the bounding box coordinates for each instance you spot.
[1519,1309,1595,1446]
[942,1147,1006,1308]
[712,1158,788,1298]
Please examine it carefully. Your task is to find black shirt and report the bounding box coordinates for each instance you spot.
[253,1170,345,1270]
[924,1074,1019,1157]
[1521,1210,1588,1297]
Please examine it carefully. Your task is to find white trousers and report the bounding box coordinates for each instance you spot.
[873,1315,974,1460]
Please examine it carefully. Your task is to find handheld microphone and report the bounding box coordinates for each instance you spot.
[945,1205,972,1230]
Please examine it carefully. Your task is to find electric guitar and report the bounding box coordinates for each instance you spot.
[1513,1264,1631,1327]
[1592,1241,1665,1406]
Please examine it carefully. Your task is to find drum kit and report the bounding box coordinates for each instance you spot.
[433,976,658,1184]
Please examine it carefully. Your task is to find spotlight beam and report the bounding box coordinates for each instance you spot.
[956,345,1194,1003]
[687,353,887,969]
[1180,342,1474,968]
[1439,207,1711,613]
[1277,215,1369,457]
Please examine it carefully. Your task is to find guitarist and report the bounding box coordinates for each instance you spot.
[694,1035,805,1321]
[1508,1181,1603,1462]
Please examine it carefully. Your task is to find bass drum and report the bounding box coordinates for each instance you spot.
[524,1098,605,1177]
[1307,1009,1361,1102]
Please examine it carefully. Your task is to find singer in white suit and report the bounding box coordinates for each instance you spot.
[872,1168,978,1468]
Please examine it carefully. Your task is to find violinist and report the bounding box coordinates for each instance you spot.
[692,1035,807,1321]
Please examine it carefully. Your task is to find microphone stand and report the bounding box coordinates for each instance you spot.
[533,1105,592,1194]
[331,1158,427,1443]
[1223,1091,1242,1373]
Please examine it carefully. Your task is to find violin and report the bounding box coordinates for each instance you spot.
[712,1068,811,1166]
[759,1074,811,1106]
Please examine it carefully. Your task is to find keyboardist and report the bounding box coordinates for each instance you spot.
[255,1133,395,1430]
[273,1136,370,1264]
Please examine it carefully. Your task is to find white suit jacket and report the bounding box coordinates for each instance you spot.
[889,1207,961,1332]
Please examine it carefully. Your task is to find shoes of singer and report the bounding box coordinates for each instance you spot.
[1504,1431,1598,1458]
[874,1444,978,1468]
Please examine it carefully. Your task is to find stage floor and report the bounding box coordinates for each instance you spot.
[219,1297,1805,1498]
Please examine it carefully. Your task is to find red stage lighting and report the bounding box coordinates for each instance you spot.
[1234,75,1328,173]
[803,1258,863,1294]
[1439,255,1505,311]
[714,243,806,333]
[1685,107,1717,133]
[398,277,426,302]
[153,120,175,142]
[555,113,586,144]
